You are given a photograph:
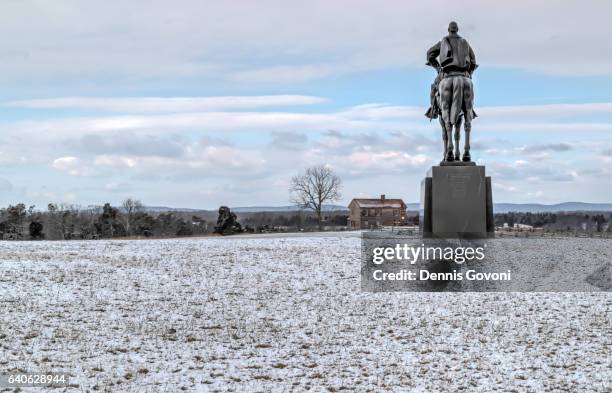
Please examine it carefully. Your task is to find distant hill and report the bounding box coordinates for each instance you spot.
[141,202,612,214]
[142,204,348,214]
[406,202,612,213]
[144,206,207,213]
[492,202,612,213]
[230,204,348,213]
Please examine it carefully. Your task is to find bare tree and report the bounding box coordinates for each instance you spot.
[122,198,144,236]
[58,204,79,240]
[45,203,61,239]
[290,165,342,231]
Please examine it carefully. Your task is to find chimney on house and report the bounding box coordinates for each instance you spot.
[381,194,386,201]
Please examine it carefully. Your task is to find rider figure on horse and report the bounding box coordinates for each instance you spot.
[425,21,478,163]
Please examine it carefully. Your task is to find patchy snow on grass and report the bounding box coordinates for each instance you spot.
[0,233,610,392]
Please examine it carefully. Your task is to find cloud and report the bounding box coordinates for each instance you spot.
[5,111,376,139]
[314,130,437,156]
[493,183,519,193]
[2,91,612,206]
[5,95,327,113]
[1,1,611,207]
[488,160,578,183]
[269,132,308,150]
[230,64,345,83]
[93,155,138,169]
[0,1,611,87]
[316,130,383,153]
[92,145,267,177]
[76,134,186,157]
[519,143,572,154]
[290,130,435,177]
[346,151,429,174]
[338,104,424,120]
[478,103,612,120]
[52,156,93,176]
[17,97,609,197]
[103,182,133,193]
[5,101,612,142]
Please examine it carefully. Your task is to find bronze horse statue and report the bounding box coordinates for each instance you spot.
[427,72,475,162]
[425,21,477,163]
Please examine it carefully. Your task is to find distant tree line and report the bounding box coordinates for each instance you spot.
[0,199,353,240]
[0,198,209,240]
[5,199,606,240]
[241,211,348,232]
[494,212,612,233]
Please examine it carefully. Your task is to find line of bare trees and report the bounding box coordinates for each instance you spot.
[0,198,209,240]
[0,165,345,240]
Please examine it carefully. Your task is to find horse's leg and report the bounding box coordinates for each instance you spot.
[439,117,448,161]
[439,78,454,161]
[463,118,471,162]
[462,77,474,162]
[454,116,462,161]
[445,122,454,161]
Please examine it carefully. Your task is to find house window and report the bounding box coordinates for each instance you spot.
[361,209,366,216]
[393,209,398,216]
[369,209,376,216]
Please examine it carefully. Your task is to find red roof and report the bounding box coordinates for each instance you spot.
[349,198,406,209]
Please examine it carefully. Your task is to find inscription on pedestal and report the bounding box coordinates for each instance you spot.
[449,173,470,199]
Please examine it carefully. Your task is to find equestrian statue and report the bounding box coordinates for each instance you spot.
[425,21,478,163]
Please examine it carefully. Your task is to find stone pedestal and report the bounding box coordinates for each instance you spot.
[420,164,494,238]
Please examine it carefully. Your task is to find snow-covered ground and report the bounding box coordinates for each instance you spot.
[0,233,610,392]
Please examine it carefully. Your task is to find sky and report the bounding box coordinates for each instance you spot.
[1,0,612,209]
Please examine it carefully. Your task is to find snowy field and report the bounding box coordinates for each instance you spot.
[0,232,610,392]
